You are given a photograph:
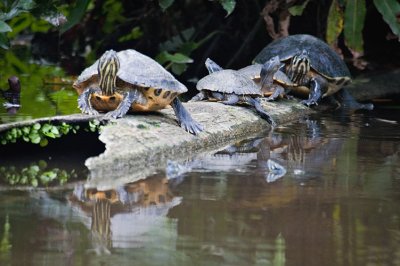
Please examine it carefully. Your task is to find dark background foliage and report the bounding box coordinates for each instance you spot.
[1,0,399,96]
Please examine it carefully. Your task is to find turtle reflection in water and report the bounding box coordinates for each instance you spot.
[254,34,373,110]
[73,49,204,135]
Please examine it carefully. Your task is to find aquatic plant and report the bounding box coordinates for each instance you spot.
[0,122,78,146]
[0,159,79,187]
[0,120,104,146]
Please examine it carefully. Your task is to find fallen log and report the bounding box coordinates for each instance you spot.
[85,100,311,189]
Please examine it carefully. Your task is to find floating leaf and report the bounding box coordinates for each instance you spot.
[33,123,41,130]
[326,0,344,45]
[373,0,400,39]
[50,126,59,135]
[344,0,366,54]
[31,178,38,187]
[39,138,48,147]
[29,133,41,144]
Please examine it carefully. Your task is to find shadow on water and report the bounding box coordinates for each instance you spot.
[0,104,399,265]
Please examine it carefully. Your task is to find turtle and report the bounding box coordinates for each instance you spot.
[190,59,275,126]
[236,56,299,101]
[203,57,297,102]
[253,34,373,110]
[73,49,203,135]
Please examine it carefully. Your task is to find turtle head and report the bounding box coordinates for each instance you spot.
[205,58,224,74]
[260,56,281,88]
[288,49,310,84]
[98,50,120,96]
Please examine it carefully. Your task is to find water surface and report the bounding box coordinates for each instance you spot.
[0,108,399,266]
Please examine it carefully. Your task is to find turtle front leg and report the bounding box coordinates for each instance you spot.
[243,96,276,126]
[301,77,322,106]
[205,58,224,74]
[78,87,101,115]
[104,89,146,119]
[171,98,204,135]
[261,85,285,102]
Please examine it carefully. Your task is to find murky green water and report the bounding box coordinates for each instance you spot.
[0,49,79,124]
[0,108,399,266]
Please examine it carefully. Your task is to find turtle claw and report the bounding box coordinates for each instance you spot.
[180,119,204,135]
[301,99,318,107]
[87,109,100,116]
[79,105,100,116]
[260,96,276,102]
[171,98,204,135]
[103,109,124,120]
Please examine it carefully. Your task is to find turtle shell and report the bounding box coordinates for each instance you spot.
[196,69,262,96]
[253,34,351,79]
[73,49,186,112]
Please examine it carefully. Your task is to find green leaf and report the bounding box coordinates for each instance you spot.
[60,0,90,34]
[41,123,52,133]
[159,0,175,11]
[171,63,187,75]
[373,0,400,38]
[159,27,195,52]
[156,51,193,65]
[344,0,366,54]
[0,0,34,21]
[167,52,193,64]
[118,26,143,42]
[219,0,236,17]
[326,0,344,45]
[0,21,12,33]
[33,123,41,130]
[44,132,55,138]
[50,126,59,135]
[29,133,41,144]
[0,33,9,49]
[31,178,38,187]
[39,138,48,147]
[288,0,310,16]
